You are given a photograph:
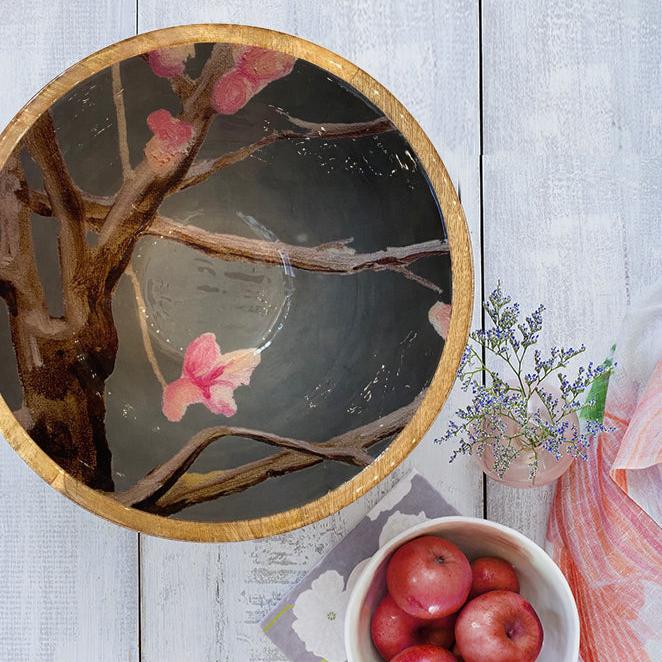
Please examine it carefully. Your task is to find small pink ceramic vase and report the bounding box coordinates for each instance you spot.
[477,386,578,488]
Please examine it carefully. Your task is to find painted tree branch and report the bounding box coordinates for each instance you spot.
[169,73,196,101]
[19,107,424,284]
[149,216,448,278]
[23,114,394,211]
[0,155,52,319]
[24,112,89,323]
[385,265,444,295]
[111,62,132,179]
[178,116,394,192]
[91,44,235,294]
[115,425,375,509]
[0,157,31,287]
[25,190,448,283]
[21,188,110,221]
[131,395,422,515]
[126,264,167,388]
[112,59,168,388]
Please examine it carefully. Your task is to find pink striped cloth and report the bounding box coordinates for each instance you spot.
[547,284,662,661]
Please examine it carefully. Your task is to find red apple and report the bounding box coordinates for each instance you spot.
[391,644,458,662]
[469,556,520,598]
[387,536,472,619]
[423,613,457,650]
[455,590,543,662]
[371,594,457,659]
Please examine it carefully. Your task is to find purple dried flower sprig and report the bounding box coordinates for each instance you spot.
[437,283,613,480]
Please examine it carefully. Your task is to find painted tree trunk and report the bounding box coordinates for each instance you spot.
[7,292,117,490]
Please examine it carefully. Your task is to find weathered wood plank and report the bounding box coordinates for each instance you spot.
[482,0,661,544]
[137,2,482,660]
[0,2,138,661]
[482,0,662,154]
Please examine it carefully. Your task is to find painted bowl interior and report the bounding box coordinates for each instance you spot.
[0,28,470,537]
[344,517,580,662]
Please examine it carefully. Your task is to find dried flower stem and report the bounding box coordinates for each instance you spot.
[437,284,612,478]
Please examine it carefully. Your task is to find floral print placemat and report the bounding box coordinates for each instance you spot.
[261,471,457,661]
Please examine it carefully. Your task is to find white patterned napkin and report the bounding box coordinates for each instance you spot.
[261,471,457,661]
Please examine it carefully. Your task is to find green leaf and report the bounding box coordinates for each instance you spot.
[580,347,615,423]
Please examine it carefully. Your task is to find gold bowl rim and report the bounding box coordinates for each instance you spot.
[0,24,474,542]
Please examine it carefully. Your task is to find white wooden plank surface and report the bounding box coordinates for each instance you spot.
[0,3,139,661]
[137,2,482,660]
[482,0,662,155]
[482,0,662,543]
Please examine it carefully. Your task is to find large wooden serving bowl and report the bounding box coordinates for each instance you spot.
[0,25,472,541]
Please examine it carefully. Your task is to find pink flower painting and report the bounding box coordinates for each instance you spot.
[211,46,296,115]
[235,46,296,83]
[162,333,261,422]
[211,68,256,115]
[144,109,195,175]
[147,45,196,78]
[428,301,452,339]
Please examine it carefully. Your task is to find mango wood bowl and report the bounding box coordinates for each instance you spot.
[0,25,472,541]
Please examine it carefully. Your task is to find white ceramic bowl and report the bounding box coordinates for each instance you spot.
[344,516,579,662]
